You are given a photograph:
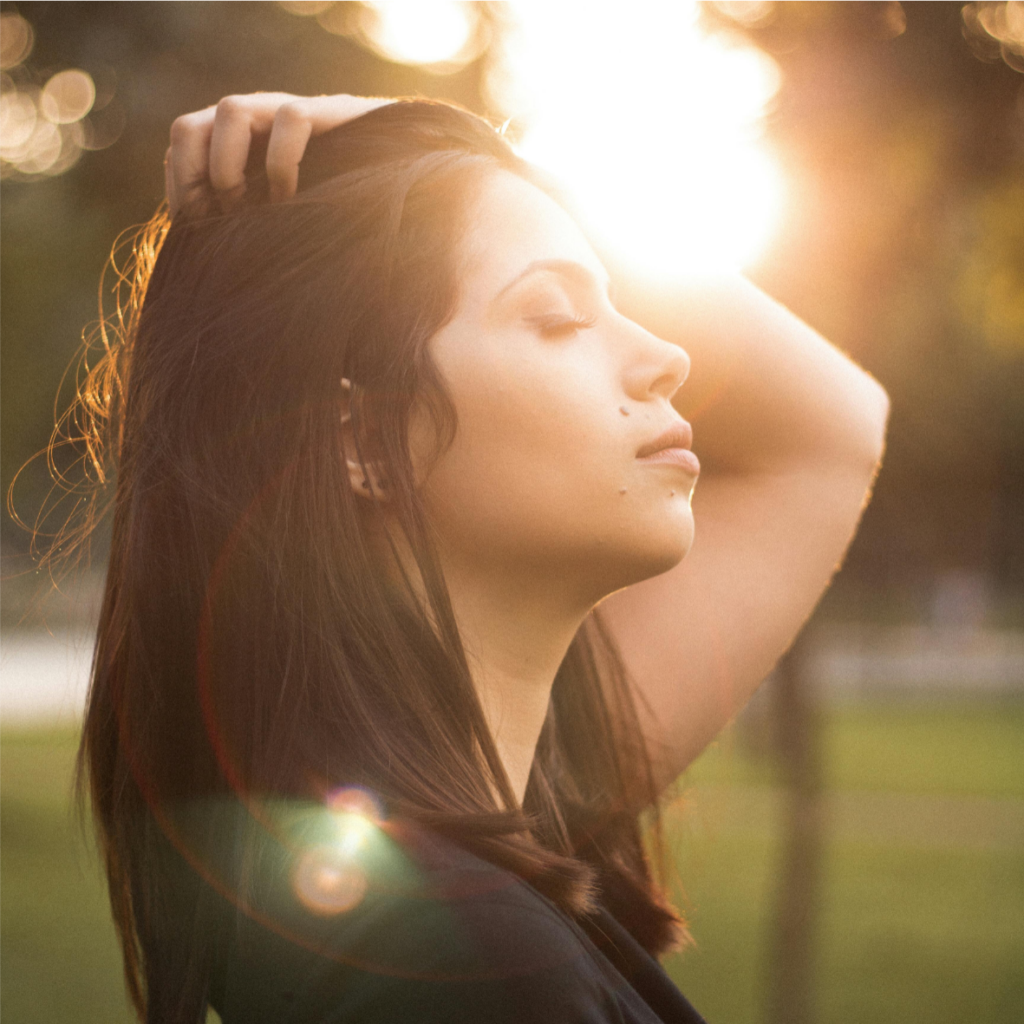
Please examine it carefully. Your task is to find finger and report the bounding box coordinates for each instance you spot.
[167,93,299,216]
[265,103,314,204]
[265,95,393,203]
[167,105,217,218]
[168,93,394,214]
[207,93,300,208]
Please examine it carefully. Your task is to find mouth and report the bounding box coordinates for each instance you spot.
[635,421,700,476]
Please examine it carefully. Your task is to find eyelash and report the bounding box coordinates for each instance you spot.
[532,313,598,339]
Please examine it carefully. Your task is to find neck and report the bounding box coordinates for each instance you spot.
[369,515,596,806]
[441,560,593,806]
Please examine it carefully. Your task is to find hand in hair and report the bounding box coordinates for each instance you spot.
[164,93,393,217]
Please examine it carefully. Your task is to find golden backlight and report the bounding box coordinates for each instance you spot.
[490,1,785,279]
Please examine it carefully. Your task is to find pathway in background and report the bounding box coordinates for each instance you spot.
[1,630,94,725]
[3,622,1022,725]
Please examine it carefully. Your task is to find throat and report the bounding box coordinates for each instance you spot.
[476,676,555,806]
[451,596,589,807]
[428,549,598,807]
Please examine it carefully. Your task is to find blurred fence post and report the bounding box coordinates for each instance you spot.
[763,631,823,1024]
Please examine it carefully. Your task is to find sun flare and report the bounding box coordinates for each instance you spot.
[491,1,785,279]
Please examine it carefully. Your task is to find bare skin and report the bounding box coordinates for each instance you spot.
[165,93,889,804]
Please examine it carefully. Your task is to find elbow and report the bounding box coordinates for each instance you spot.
[855,375,891,473]
[869,377,891,458]
[825,369,890,476]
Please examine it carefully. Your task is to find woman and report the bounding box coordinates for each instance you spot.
[74,93,889,1023]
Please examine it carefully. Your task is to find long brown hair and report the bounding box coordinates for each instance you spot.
[57,99,680,1022]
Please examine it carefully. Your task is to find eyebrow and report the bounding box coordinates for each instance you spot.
[492,258,612,305]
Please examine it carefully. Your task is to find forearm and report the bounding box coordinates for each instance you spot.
[613,271,890,475]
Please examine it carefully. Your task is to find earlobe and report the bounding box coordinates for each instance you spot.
[345,457,390,501]
[340,377,390,502]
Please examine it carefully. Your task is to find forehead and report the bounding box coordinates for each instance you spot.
[456,170,606,316]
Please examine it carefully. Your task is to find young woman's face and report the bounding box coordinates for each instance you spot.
[411,170,697,603]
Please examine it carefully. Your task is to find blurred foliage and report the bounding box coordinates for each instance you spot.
[1,1,1022,621]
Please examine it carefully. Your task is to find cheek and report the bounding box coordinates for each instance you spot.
[422,364,609,549]
[417,331,693,586]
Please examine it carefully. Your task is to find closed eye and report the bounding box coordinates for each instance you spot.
[528,313,598,339]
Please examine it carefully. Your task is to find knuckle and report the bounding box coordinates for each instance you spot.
[274,100,310,126]
[215,95,248,120]
[168,114,198,144]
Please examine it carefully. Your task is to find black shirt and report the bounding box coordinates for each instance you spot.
[202,816,706,1024]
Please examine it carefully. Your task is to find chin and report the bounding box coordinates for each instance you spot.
[604,511,695,592]
[646,500,694,562]
[639,535,692,579]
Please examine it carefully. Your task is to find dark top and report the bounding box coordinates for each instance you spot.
[197,811,706,1024]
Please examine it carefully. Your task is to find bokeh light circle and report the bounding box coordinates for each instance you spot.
[0,88,37,149]
[0,13,34,70]
[277,0,336,15]
[40,69,96,124]
[16,118,62,173]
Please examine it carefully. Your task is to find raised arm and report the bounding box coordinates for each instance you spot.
[598,270,890,788]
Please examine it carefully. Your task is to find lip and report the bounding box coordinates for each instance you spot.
[635,421,700,475]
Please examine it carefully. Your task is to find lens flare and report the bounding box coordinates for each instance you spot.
[293,844,369,916]
[291,788,385,914]
[326,785,384,824]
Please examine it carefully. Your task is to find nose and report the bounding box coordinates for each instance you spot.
[620,319,690,403]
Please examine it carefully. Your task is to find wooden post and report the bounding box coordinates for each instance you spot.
[763,633,823,1024]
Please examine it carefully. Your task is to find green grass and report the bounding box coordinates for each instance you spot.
[680,699,1024,797]
[660,828,1024,1024]
[1,729,136,1024]
[816,843,1024,1024]
[659,699,1024,1024]
[3,703,1023,1024]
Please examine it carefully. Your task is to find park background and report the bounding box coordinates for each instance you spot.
[1,2,1022,1022]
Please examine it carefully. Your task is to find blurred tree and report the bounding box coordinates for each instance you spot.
[702,0,1024,619]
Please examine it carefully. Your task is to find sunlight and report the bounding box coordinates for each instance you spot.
[490,1,785,279]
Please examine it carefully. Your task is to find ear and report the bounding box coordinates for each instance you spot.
[340,377,390,502]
